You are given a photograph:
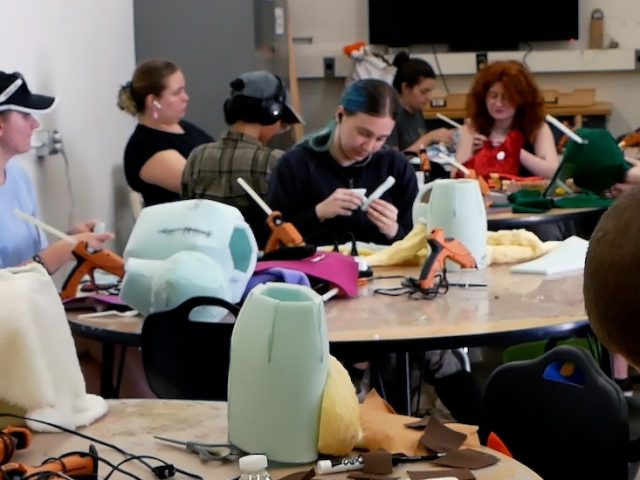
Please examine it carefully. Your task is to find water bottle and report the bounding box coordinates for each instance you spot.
[238,455,271,480]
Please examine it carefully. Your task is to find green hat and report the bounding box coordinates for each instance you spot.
[558,128,630,194]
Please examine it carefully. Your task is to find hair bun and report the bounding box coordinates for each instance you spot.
[392,51,411,68]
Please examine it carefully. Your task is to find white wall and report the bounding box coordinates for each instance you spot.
[289,0,640,136]
[0,0,136,253]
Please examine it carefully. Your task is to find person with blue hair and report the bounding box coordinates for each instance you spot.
[267,78,417,246]
[267,79,482,424]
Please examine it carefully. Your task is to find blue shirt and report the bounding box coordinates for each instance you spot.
[0,162,48,267]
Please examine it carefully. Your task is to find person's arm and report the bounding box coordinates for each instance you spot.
[366,152,418,241]
[391,157,419,240]
[32,231,114,274]
[267,153,323,237]
[625,164,640,184]
[139,149,187,193]
[519,123,559,179]
[455,124,476,166]
[403,128,454,153]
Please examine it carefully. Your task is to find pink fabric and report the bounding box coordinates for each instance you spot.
[255,251,359,297]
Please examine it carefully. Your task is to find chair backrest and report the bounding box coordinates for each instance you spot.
[480,345,630,480]
[141,296,240,400]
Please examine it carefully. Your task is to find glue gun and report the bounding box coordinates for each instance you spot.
[418,228,476,291]
[61,241,125,300]
[1,446,98,480]
[0,427,31,465]
[236,177,305,253]
[264,210,306,253]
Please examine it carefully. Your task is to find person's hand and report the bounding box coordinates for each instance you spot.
[609,183,636,198]
[72,231,115,252]
[366,198,399,239]
[315,188,363,221]
[39,230,115,274]
[471,134,488,152]
[68,220,100,234]
[425,128,455,146]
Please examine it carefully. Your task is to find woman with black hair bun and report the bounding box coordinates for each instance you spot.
[387,51,454,154]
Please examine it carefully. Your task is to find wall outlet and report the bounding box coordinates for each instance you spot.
[323,56,335,78]
[34,129,63,159]
[476,52,488,72]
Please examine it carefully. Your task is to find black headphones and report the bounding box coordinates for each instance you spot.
[224,74,286,126]
[259,74,286,125]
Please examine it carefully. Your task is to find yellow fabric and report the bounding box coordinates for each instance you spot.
[487,229,559,265]
[365,223,429,267]
[356,390,479,455]
[317,355,362,455]
[328,226,558,268]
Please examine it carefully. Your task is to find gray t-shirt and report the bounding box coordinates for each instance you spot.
[387,106,426,152]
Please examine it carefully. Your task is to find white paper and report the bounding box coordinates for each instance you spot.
[510,236,588,276]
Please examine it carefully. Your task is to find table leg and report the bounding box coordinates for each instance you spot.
[100,341,117,398]
[397,351,412,415]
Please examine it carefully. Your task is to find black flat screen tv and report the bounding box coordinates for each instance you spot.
[368,0,579,51]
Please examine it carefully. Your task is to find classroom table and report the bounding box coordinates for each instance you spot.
[68,264,589,408]
[487,206,606,233]
[14,399,542,479]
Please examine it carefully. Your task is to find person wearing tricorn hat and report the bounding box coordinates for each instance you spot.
[182,70,304,246]
[0,71,113,272]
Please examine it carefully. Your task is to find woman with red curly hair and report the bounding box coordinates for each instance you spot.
[455,60,558,179]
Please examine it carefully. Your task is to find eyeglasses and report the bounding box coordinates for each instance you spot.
[0,76,23,103]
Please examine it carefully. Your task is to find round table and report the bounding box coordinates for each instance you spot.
[69,265,589,403]
[16,399,543,480]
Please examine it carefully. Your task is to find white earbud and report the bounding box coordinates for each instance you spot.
[152,100,162,109]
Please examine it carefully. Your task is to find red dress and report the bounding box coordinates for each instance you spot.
[465,129,524,178]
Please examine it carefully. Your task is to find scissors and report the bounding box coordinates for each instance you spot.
[154,436,243,462]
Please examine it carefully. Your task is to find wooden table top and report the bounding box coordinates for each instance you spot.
[68,264,587,352]
[15,399,542,479]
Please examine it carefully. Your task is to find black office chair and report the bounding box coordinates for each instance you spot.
[480,345,640,480]
[141,296,240,400]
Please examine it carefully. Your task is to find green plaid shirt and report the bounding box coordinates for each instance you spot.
[182,130,282,209]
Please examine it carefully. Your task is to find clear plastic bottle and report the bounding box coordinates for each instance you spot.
[238,454,272,480]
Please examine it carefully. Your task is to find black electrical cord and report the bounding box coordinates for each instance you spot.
[373,272,450,299]
[104,454,176,480]
[0,414,203,480]
[20,448,142,480]
[430,44,449,95]
[521,42,533,69]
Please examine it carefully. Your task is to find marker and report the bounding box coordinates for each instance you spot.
[362,176,395,211]
[317,455,364,474]
[316,453,444,475]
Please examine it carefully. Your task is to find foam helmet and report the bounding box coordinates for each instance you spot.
[560,128,630,193]
[123,199,258,303]
[120,252,231,321]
